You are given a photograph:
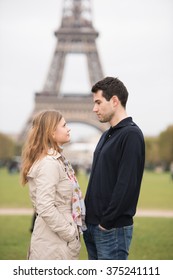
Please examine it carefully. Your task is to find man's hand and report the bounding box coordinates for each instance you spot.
[98,224,107,231]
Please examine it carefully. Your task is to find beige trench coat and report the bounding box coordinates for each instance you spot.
[27,152,81,260]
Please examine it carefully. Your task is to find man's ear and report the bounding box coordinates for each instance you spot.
[112,95,119,107]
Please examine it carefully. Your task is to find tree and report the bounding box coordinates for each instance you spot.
[145,136,160,169]
[0,133,16,161]
[159,125,173,169]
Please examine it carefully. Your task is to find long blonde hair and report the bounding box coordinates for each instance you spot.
[20,110,62,185]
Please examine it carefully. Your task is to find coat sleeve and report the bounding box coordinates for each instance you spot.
[34,158,76,242]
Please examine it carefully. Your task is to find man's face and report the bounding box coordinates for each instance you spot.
[93,90,115,123]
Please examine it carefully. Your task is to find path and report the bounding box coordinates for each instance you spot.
[0,208,173,217]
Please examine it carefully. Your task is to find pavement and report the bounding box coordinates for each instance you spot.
[0,208,173,217]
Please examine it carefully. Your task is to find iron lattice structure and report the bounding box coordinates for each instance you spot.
[19,0,108,142]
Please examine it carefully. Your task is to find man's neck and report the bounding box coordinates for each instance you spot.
[110,111,128,127]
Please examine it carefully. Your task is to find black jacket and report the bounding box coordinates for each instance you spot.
[85,117,145,229]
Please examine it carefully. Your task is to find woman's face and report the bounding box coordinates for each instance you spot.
[52,117,71,146]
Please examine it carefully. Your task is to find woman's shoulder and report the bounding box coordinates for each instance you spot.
[39,153,61,168]
[28,153,62,178]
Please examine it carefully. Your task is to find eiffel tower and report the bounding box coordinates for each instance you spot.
[19,0,109,142]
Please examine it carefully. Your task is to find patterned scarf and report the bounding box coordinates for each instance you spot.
[61,155,87,233]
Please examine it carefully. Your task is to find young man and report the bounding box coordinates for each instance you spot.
[83,77,145,260]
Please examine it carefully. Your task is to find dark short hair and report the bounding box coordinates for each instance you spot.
[91,77,129,108]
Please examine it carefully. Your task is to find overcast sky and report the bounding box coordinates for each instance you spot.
[0,0,173,139]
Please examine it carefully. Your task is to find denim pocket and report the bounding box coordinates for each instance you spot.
[97,225,114,233]
[123,225,133,251]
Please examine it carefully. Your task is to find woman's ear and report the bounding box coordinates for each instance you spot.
[52,131,55,139]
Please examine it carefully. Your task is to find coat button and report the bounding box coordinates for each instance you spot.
[76,236,78,240]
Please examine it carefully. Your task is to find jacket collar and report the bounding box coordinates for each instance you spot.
[47,148,62,159]
[111,117,134,130]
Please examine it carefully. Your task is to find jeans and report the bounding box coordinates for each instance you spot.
[83,224,133,260]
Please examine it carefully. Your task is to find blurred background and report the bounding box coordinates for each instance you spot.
[0,0,173,260]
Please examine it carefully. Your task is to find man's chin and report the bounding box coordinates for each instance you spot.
[99,119,106,123]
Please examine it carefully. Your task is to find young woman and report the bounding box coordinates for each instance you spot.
[20,110,86,260]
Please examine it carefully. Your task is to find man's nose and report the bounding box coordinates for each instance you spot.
[93,104,98,112]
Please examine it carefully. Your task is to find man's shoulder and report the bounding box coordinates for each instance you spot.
[117,123,145,146]
[123,121,143,135]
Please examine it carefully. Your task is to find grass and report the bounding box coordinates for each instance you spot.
[0,168,31,208]
[0,215,172,260]
[0,168,173,260]
[138,171,173,210]
[0,215,31,260]
[0,168,173,210]
[129,217,173,260]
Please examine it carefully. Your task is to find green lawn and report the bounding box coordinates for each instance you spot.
[0,215,31,260]
[0,168,31,208]
[130,217,173,260]
[0,168,173,210]
[79,169,173,210]
[0,168,173,260]
[0,215,172,260]
[138,171,173,209]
